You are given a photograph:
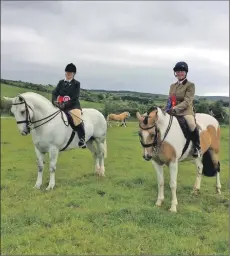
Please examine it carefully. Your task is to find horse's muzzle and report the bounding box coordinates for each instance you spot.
[21,129,30,136]
[143,154,152,161]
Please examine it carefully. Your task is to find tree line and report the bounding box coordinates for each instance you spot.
[1,79,229,124]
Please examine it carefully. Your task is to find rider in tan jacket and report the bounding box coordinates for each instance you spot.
[166,61,202,157]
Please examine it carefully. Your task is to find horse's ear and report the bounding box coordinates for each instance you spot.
[3,96,14,104]
[18,96,24,102]
[136,112,144,122]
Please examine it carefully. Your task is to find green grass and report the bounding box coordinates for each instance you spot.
[1,120,229,255]
[1,83,104,110]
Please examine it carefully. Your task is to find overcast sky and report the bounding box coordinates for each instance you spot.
[1,1,229,96]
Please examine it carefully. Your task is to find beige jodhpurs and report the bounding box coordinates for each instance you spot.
[69,109,82,126]
[184,115,196,131]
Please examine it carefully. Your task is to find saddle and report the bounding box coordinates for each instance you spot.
[59,111,85,152]
[64,111,84,130]
[64,112,76,130]
[174,116,191,140]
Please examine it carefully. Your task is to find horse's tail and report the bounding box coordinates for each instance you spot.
[103,139,107,158]
[202,149,220,177]
[202,123,221,177]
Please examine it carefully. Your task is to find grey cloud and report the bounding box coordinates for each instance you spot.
[1,1,62,14]
[1,1,229,96]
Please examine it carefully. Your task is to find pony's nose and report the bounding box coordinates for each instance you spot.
[143,154,152,161]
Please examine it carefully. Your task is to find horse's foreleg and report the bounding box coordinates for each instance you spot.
[34,146,45,189]
[152,160,164,206]
[169,161,178,212]
[46,146,59,191]
[123,119,127,127]
[192,157,203,195]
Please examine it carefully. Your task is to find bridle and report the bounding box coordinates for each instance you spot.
[138,114,173,153]
[12,95,68,133]
[139,120,158,148]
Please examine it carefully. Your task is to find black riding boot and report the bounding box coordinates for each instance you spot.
[73,122,86,148]
[190,127,202,157]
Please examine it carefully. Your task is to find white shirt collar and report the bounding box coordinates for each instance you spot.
[64,78,73,82]
[178,78,187,84]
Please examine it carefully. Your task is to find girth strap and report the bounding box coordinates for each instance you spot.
[180,138,191,158]
[60,131,76,151]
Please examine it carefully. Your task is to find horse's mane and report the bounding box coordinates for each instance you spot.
[19,92,53,106]
[146,106,158,115]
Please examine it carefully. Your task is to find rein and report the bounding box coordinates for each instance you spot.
[139,115,173,154]
[12,96,69,132]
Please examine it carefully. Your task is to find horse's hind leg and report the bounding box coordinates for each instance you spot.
[192,157,203,195]
[46,146,59,191]
[34,146,45,189]
[211,150,221,194]
[95,137,106,176]
[86,139,100,175]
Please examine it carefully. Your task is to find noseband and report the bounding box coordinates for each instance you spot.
[12,95,67,133]
[138,117,159,148]
[12,97,33,132]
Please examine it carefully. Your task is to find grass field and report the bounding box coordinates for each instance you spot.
[1,119,229,255]
[1,83,104,110]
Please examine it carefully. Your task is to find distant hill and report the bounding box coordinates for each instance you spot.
[197,96,229,102]
[1,78,229,102]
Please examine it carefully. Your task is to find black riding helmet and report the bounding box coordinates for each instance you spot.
[65,63,77,73]
[173,61,188,73]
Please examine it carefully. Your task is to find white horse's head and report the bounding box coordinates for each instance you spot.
[4,95,35,135]
[3,92,54,136]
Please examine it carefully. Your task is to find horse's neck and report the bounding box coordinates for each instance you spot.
[156,110,171,139]
[28,97,57,128]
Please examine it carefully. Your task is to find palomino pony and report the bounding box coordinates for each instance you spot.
[4,92,107,190]
[136,106,221,212]
[107,111,130,127]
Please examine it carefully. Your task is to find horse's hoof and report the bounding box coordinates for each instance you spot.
[155,199,163,207]
[216,188,221,195]
[169,207,177,213]
[191,189,200,196]
[33,184,41,189]
[46,184,55,190]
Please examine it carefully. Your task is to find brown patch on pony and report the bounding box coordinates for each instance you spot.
[207,125,220,154]
[137,110,176,165]
[206,125,221,169]
[200,130,211,154]
[156,141,177,165]
[148,109,158,122]
[151,129,176,165]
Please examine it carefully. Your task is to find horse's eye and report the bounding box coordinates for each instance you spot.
[138,131,142,137]
[21,110,25,115]
[149,132,155,137]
